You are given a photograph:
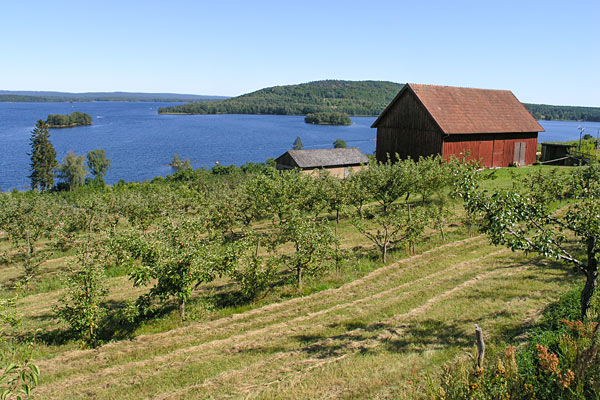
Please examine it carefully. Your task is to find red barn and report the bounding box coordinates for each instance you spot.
[372,84,545,167]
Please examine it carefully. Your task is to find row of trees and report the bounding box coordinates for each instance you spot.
[3,154,472,345]
[11,134,600,345]
[29,120,111,191]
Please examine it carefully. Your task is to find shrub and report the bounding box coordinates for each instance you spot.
[431,287,600,400]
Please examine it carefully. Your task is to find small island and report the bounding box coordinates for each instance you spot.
[46,112,92,128]
[304,112,352,126]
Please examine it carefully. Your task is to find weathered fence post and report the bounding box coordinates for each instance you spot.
[475,323,485,368]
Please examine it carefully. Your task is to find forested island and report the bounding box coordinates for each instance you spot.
[46,112,93,128]
[158,80,600,121]
[304,112,352,125]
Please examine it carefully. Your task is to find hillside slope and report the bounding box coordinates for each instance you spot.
[158,80,600,121]
[158,80,404,116]
[32,235,577,399]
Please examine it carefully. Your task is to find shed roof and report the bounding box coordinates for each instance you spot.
[372,83,545,134]
[276,148,368,168]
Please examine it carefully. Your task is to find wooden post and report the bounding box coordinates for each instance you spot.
[475,323,485,368]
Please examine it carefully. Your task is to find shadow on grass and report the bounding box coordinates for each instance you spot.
[382,319,471,354]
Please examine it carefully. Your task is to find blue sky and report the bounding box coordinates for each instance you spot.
[1,0,598,106]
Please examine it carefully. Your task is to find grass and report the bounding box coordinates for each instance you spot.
[0,165,586,398]
[16,234,578,399]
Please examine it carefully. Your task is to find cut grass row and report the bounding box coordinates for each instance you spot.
[33,234,580,399]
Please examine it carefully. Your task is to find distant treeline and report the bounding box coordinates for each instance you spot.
[524,103,600,122]
[46,112,92,127]
[0,92,227,103]
[304,112,352,125]
[0,95,56,102]
[159,80,404,116]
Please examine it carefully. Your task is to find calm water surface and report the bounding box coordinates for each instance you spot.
[1,102,598,191]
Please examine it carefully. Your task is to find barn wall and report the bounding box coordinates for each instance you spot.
[376,90,443,162]
[442,132,538,166]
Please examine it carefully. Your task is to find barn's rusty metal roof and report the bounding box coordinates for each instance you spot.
[277,148,368,168]
[372,83,545,134]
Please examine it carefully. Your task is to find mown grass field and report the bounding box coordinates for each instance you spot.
[1,234,579,399]
[0,164,583,399]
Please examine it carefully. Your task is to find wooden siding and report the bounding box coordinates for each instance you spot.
[301,165,366,179]
[376,89,443,162]
[442,132,538,167]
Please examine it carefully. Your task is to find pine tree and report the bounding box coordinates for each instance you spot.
[293,136,303,150]
[28,120,58,191]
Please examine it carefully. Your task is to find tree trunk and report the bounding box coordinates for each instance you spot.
[581,238,598,320]
[297,266,302,290]
[180,298,186,321]
[382,244,388,263]
[26,230,33,256]
[335,209,341,275]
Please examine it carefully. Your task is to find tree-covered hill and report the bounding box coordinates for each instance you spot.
[158,80,600,121]
[158,80,404,116]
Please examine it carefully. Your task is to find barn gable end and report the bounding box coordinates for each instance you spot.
[374,87,443,163]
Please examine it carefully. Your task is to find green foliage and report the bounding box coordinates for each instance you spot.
[0,362,40,400]
[333,138,348,148]
[28,120,57,191]
[86,149,111,179]
[293,136,303,150]
[0,297,19,341]
[54,241,108,347]
[227,233,278,301]
[46,112,92,127]
[57,151,88,190]
[465,163,600,319]
[158,80,404,116]
[304,112,351,125]
[278,213,337,289]
[0,192,59,287]
[170,154,192,171]
[127,219,229,320]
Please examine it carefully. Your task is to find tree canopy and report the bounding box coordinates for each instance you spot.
[305,112,351,125]
[28,120,58,191]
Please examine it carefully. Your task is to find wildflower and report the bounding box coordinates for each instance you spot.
[537,344,559,375]
[558,369,574,389]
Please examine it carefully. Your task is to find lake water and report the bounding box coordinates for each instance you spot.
[1,102,599,191]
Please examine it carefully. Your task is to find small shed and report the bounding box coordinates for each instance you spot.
[275,148,368,178]
[541,143,575,165]
[372,83,545,167]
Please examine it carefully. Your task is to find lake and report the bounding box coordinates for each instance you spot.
[1,102,599,191]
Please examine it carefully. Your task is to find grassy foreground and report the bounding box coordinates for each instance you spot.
[19,233,578,399]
